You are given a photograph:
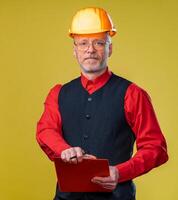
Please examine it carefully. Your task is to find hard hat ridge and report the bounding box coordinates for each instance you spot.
[69,7,116,37]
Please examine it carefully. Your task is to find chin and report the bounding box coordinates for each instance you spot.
[81,65,105,73]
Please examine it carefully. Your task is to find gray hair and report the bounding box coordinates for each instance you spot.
[106,32,112,44]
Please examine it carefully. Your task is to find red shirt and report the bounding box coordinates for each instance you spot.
[36,68,168,183]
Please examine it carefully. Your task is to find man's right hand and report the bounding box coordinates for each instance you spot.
[61,147,96,164]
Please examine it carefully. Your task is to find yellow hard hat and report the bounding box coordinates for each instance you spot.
[69,7,116,37]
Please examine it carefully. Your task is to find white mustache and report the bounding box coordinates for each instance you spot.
[84,57,98,60]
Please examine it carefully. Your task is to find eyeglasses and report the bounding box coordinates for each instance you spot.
[74,39,109,51]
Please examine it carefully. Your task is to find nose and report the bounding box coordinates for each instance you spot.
[86,43,96,53]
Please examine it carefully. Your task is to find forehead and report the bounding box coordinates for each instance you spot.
[73,32,107,40]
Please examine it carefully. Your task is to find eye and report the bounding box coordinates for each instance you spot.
[79,41,88,46]
[95,41,105,46]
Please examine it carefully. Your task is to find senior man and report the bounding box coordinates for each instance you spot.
[36,7,168,200]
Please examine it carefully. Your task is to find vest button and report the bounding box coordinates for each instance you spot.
[85,114,91,119]
[83,134,89,139]
[88,97,92,101]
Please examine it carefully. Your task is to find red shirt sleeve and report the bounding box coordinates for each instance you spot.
[116,83,168,182]
[36,84,71,161]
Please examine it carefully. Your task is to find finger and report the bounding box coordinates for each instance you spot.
[82,149,86,155]
[65,150,72,162]
[70,156,78,164]
[74,147,84,163]
[61,151,65,159]
[102,182,117,189]
[83,154,97,160]
[69,148,78,164]
[91,180,116,190]
[61,151,69,162]
[102,185,115,190]
[99,182,116,187]
[92,176,113,183]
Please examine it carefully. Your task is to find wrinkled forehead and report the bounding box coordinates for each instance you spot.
[73,32,108,41]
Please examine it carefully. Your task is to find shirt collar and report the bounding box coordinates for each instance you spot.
[80,68,112,94]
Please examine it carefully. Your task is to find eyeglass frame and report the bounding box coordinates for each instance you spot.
[73,39,110,51]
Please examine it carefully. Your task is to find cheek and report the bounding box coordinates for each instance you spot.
[77,55,84,63]
[99,51,107,61]
[75,51,83,63]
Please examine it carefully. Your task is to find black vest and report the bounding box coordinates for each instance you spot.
[55,74,136,200]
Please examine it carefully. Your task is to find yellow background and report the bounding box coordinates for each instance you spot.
[0,0,177,199]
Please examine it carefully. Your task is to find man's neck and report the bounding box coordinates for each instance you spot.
[81,68,107,81]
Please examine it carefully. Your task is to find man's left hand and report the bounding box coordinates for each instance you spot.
[91,166,119,190]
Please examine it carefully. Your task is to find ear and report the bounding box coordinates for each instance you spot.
[73,45,77,58]
[109,43,112,57]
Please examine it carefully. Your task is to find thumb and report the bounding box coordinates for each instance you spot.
[83,154,97,159]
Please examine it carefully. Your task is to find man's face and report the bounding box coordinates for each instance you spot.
[73,32,112,74]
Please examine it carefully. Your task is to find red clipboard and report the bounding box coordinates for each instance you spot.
[54,158,111,192]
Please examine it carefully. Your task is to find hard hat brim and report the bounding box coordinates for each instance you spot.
[69,29,116,38]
